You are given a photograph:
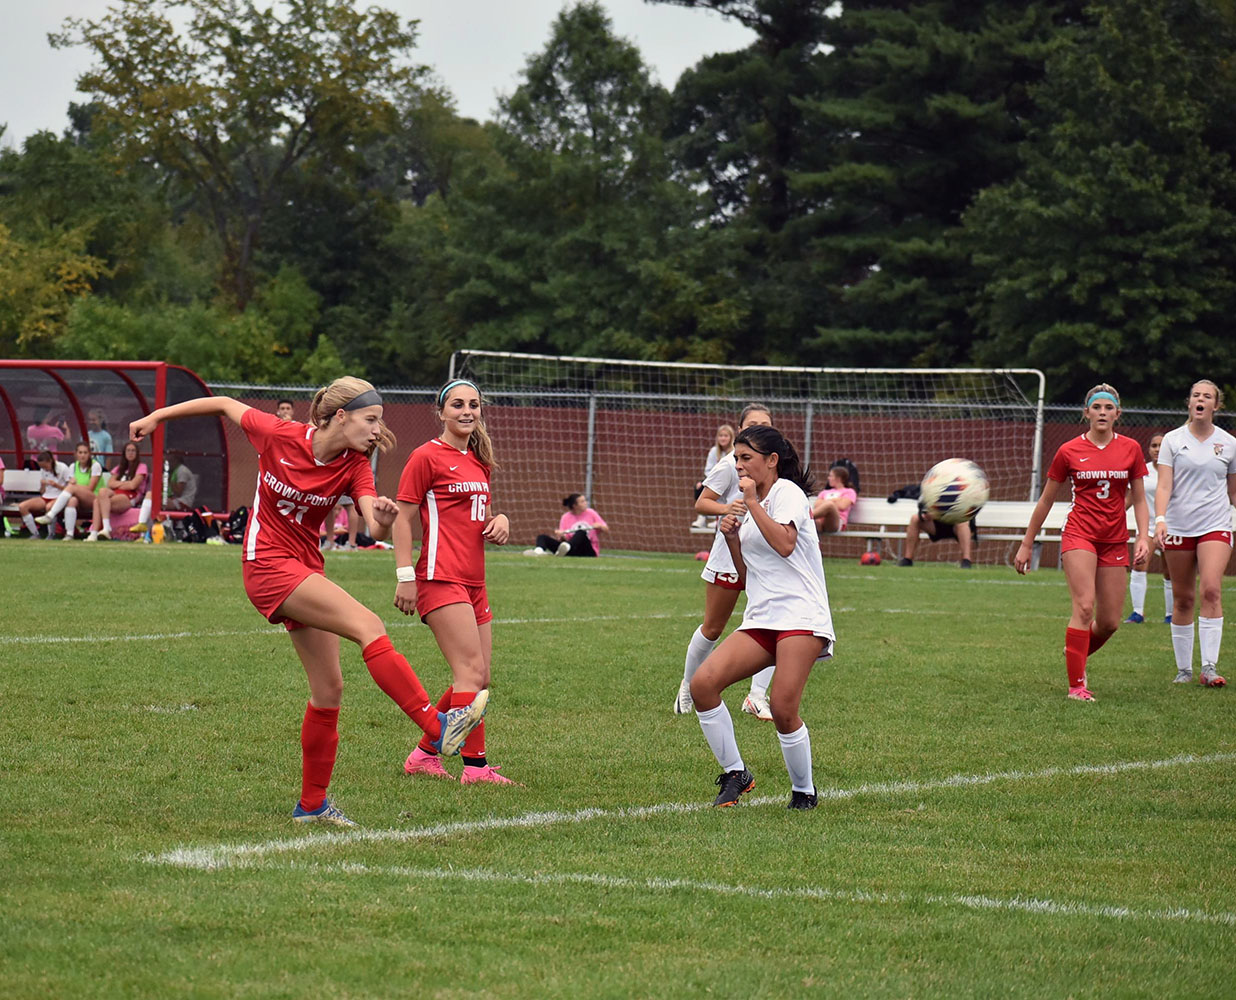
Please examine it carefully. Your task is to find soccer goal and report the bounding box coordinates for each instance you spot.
[449,351,1046,555]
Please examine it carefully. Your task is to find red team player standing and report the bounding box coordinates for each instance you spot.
[1015,384,1150,701]
[130,377,488,826]
[394,378,518,785]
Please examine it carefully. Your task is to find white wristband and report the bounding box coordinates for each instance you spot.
[1154,515,1166,524]
[396,566,416,583]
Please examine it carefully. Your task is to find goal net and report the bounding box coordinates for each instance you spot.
[449,351,1046,557]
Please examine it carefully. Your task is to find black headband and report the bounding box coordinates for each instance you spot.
[343,389,383,411]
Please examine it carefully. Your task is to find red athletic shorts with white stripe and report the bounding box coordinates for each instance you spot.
[739,628,816,656]
[1162,530,1233,552]
[242,557,322,631]
[416,579,493,625]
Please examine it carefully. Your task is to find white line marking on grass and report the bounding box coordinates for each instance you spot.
[229,860,1236,929]
[146,751,1236,872]
[141,703,200,713]
[0,612,702,647]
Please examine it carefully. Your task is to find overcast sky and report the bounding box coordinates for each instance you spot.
[1,1,755,149]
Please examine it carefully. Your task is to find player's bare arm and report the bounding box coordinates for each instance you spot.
[694,486,729,518]
[392,500,419,615]
[130,396,251,440]
[1014,478,1062,574]
[357,494,397,543]
[1128,477,1150,568]
[1153,464,1174,548]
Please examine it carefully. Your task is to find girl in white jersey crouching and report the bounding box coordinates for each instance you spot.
[1154,379,1236,687]
[689,425,836,810]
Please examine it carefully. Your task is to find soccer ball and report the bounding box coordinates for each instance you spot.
[860,551,881,566]
[920,458,989,525]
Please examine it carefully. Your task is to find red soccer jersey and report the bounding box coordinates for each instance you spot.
[397,438,491,584]
[241,409,376,566]
[1047,433,1147,543]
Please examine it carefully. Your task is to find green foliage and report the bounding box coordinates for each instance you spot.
[966,0,1236,404]
[52,0,425,310]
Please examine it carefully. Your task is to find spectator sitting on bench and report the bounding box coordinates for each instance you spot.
[811,464,858,534]
[135,450,199,535]
[35,440,104,539]
[86,441,147,541]
[891,482,976,569]
[19,450,72,538]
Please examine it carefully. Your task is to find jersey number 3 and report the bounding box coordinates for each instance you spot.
[1094,480,1111,499]
[470,494,487,521]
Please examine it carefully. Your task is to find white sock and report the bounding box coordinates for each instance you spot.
[1129,570,1146,615]
[102,516,111,532]
[749,664,775,699]
[1198,616,1223,668]
[1164,580,1174,618]
[777,723,814,793]
[138,497,152,524]
[48,491,71,518]
[683,626,718,684]
[696,702,744,773]
[1171,622,1195,675]
[22,513,37,535]
[64,507,77,536]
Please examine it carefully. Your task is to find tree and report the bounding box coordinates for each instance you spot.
[965,0,1236,404]
[794,1,1085,367]
[52,0,423,310]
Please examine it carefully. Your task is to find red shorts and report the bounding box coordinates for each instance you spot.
[1162,530,1234,551]
[242,556,322,631]
[739,628,817,656]
[1060,536,1130,568]
[701,568,744,591]
[417,579,492,625]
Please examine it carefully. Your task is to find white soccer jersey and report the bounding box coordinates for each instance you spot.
[1143,461,1157,499]
[1159,424,1236,535]
[736,478,835,656]
[701,452,742,578]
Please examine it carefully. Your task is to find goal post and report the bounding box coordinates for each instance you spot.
[449,350,1046,556]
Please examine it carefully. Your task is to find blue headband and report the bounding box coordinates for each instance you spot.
[438,379,479,407]
[1087,391,1118,407]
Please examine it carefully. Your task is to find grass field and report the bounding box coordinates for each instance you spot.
[3,540,1235,998]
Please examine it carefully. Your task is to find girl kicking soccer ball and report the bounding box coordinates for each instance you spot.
[130,378,488,826]
[1014,384,1150,701]
[689,425,836,810]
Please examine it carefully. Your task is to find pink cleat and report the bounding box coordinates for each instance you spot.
[404,747,455,780]
[1200,665,1226,688]
[461,763,520,786]
[1067,686,1096,702]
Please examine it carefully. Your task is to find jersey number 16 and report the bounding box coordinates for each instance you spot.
[470,494,487,521]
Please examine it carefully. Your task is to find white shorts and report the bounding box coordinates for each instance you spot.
[338,495,354,507]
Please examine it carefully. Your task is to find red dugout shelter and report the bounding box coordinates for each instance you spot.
[0,360,228,519]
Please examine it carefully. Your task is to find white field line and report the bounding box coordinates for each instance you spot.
[146,751,1236,872]
[227,860,1236,929]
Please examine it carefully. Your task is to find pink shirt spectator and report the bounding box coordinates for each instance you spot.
[558,507,608,556]
[816,487,858,530]
[111,462,150,502]
[27,422,67,452]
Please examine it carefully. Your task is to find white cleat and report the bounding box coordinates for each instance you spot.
[673,677,694,715]
[741,693,773,721]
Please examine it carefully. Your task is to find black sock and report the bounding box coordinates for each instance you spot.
[462,755,488,768]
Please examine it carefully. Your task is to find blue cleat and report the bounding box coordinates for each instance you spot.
[1125,612,1145,624]
[292,797,357,827]
[1165,615,1173,624]
[431,688,490,757]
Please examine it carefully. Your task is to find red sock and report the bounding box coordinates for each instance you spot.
[416,687,455,755]
[1065,627,1090,688]
[1088,627,1111,655]
[361,636,440,741]
[455,689,487,759]
[299,702,339,811]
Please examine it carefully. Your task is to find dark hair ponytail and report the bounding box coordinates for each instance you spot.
[734,426,815,495]
[563,493,584,509]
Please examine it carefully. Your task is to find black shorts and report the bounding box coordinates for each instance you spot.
[926,518,978,543]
